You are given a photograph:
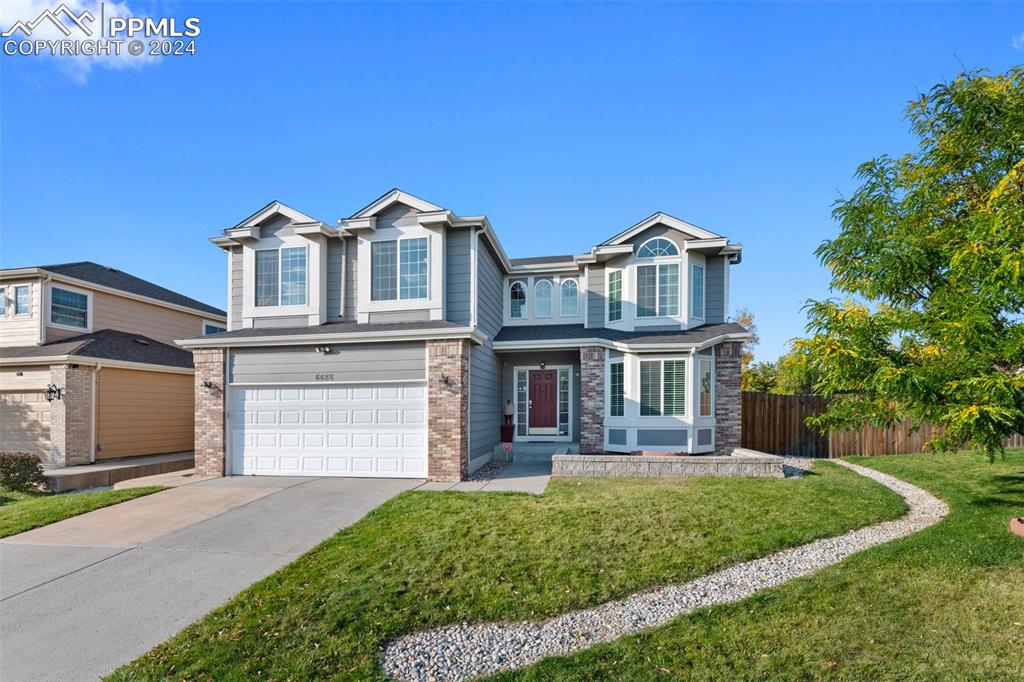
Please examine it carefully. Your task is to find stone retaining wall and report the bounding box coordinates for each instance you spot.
[552,453,783,478]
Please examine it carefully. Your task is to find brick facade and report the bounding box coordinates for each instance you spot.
[49,364,92,467]
[193,348,227,477]
[579,346,606,454]
[427,339,470,481]
[714,341,742,455]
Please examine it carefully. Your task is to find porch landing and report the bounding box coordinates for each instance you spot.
[493,442,581,464]
[43,452,195,492]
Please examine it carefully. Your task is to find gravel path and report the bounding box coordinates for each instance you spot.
[381,460,947,682]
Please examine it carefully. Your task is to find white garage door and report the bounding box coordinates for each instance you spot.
[230,384,427,478]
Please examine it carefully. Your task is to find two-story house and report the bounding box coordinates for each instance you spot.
[181,189,749,481]
[0,262,227,468]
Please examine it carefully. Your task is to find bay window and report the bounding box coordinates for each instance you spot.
[637,263,679,317]
[691,263,705,319]
[699,357,713,417]
[609,361,624,417]
[639,359,686,416]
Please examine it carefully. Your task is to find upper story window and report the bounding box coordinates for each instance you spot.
[203,322,227,335]
[255,246,307,307]
[607,270,622,322]
[372,237,428,301]
[691,263,705,319]
[534,280,553,317]
[50,286,89,329]
[14,286,30,315]
[560,279,579,317]
[636,263,679,317]
[637,238,679,258]
[509,280,527,318]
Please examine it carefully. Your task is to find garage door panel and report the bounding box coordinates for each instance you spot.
[230,382,427,478]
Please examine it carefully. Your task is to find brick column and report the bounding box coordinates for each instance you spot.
[579,346,606,454]
[193,348,227,477]
[49,364,92,467]
[714,341,742,454]
[427,339,469,481]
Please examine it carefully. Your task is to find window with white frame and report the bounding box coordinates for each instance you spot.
[255,246,307,307]
[203,322,227,335]
[699,357,713,417]
[534,279,553,317]
[0,287,6,315]
[609,361,624,417]
[691,263,705,318]
[560,279,579,317]
[509,281,527,319]
[607,270,622,322]
[371,237,428,301]
[14,286,30,315]
[636,263,679,317]
[50,287,89,329]
[558,368,570,435]
[639,359,686,416]
[637,237,679,258]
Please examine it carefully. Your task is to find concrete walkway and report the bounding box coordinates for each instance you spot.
[0,476,420,682]
[416,462,552,494]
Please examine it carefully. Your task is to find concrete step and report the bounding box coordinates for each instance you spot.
[43,452,194,492]
[494,442,580,463]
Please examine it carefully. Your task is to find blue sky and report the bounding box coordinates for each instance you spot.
[1,1,1020,361]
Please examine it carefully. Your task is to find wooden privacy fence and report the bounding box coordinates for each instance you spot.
[741,391,1024,458]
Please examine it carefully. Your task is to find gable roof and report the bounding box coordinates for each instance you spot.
[0,261,225,318]
[349,188,445,219]
[0,329,193,369]
[600,212,725,246]
[230,200,320,229]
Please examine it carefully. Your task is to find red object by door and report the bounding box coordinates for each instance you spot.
[528,370,558,429]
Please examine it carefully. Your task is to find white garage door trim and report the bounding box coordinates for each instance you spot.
[229,383,427,478]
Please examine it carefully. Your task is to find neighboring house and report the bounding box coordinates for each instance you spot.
[0,262,227,468]
[181,189,750,482]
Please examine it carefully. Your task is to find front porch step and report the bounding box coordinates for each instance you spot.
[43,452,194,493]
[493,442,580,463]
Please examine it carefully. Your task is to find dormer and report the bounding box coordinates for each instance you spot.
[212,200,338,329]
[594,212,741,332]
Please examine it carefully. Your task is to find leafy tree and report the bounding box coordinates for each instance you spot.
[798,68,1024,460]
[774,344,819,395]
[743,361,778,393]
[732,307,759,373]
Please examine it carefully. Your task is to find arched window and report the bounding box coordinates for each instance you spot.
[637,238,679,258]
[560,279,579,317]
[509,281,527,318]
[535,279,553,317]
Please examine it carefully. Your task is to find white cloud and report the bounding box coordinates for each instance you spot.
[0,0,160,83]
[1013,32,1024,50]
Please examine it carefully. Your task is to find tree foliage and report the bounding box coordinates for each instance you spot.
[798,68,1024,460]
[732,307,759,373]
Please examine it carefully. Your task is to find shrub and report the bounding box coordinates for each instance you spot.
[0,452,46,492]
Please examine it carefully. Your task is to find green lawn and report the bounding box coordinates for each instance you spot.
[110,462,905,681]
[0,486,164,538]
[497,451,1024,681]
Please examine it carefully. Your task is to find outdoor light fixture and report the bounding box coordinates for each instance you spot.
[439,374,460,391]
[315,346,332,354]
[44,384,64,402]
[201,379,216,391]
[539,361,546,369]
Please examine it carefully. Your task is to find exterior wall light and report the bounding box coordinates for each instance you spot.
[439,374,460,391]
[44,384,64,402]
[315,346,332,354]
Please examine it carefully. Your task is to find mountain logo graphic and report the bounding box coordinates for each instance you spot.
[2,4,96,38]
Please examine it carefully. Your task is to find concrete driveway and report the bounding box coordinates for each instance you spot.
[0,476,420,682]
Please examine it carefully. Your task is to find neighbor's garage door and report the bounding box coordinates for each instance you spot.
[0,391,52,461]
[230,384,427,477]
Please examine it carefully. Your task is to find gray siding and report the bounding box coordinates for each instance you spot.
[637,429,688,447]
[500,350,582,442]
[251,316,311,329]
[469,240,505,464]
[229,246,242,330]
[229,342,426,384]
[342,236,358,321]
[367,310,431,323]
[705,255,726,323]
[445,228,471,325]
[326,239,344,322]
[586,264,604,328]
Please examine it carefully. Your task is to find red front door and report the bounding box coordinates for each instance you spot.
[528,370,558,430]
